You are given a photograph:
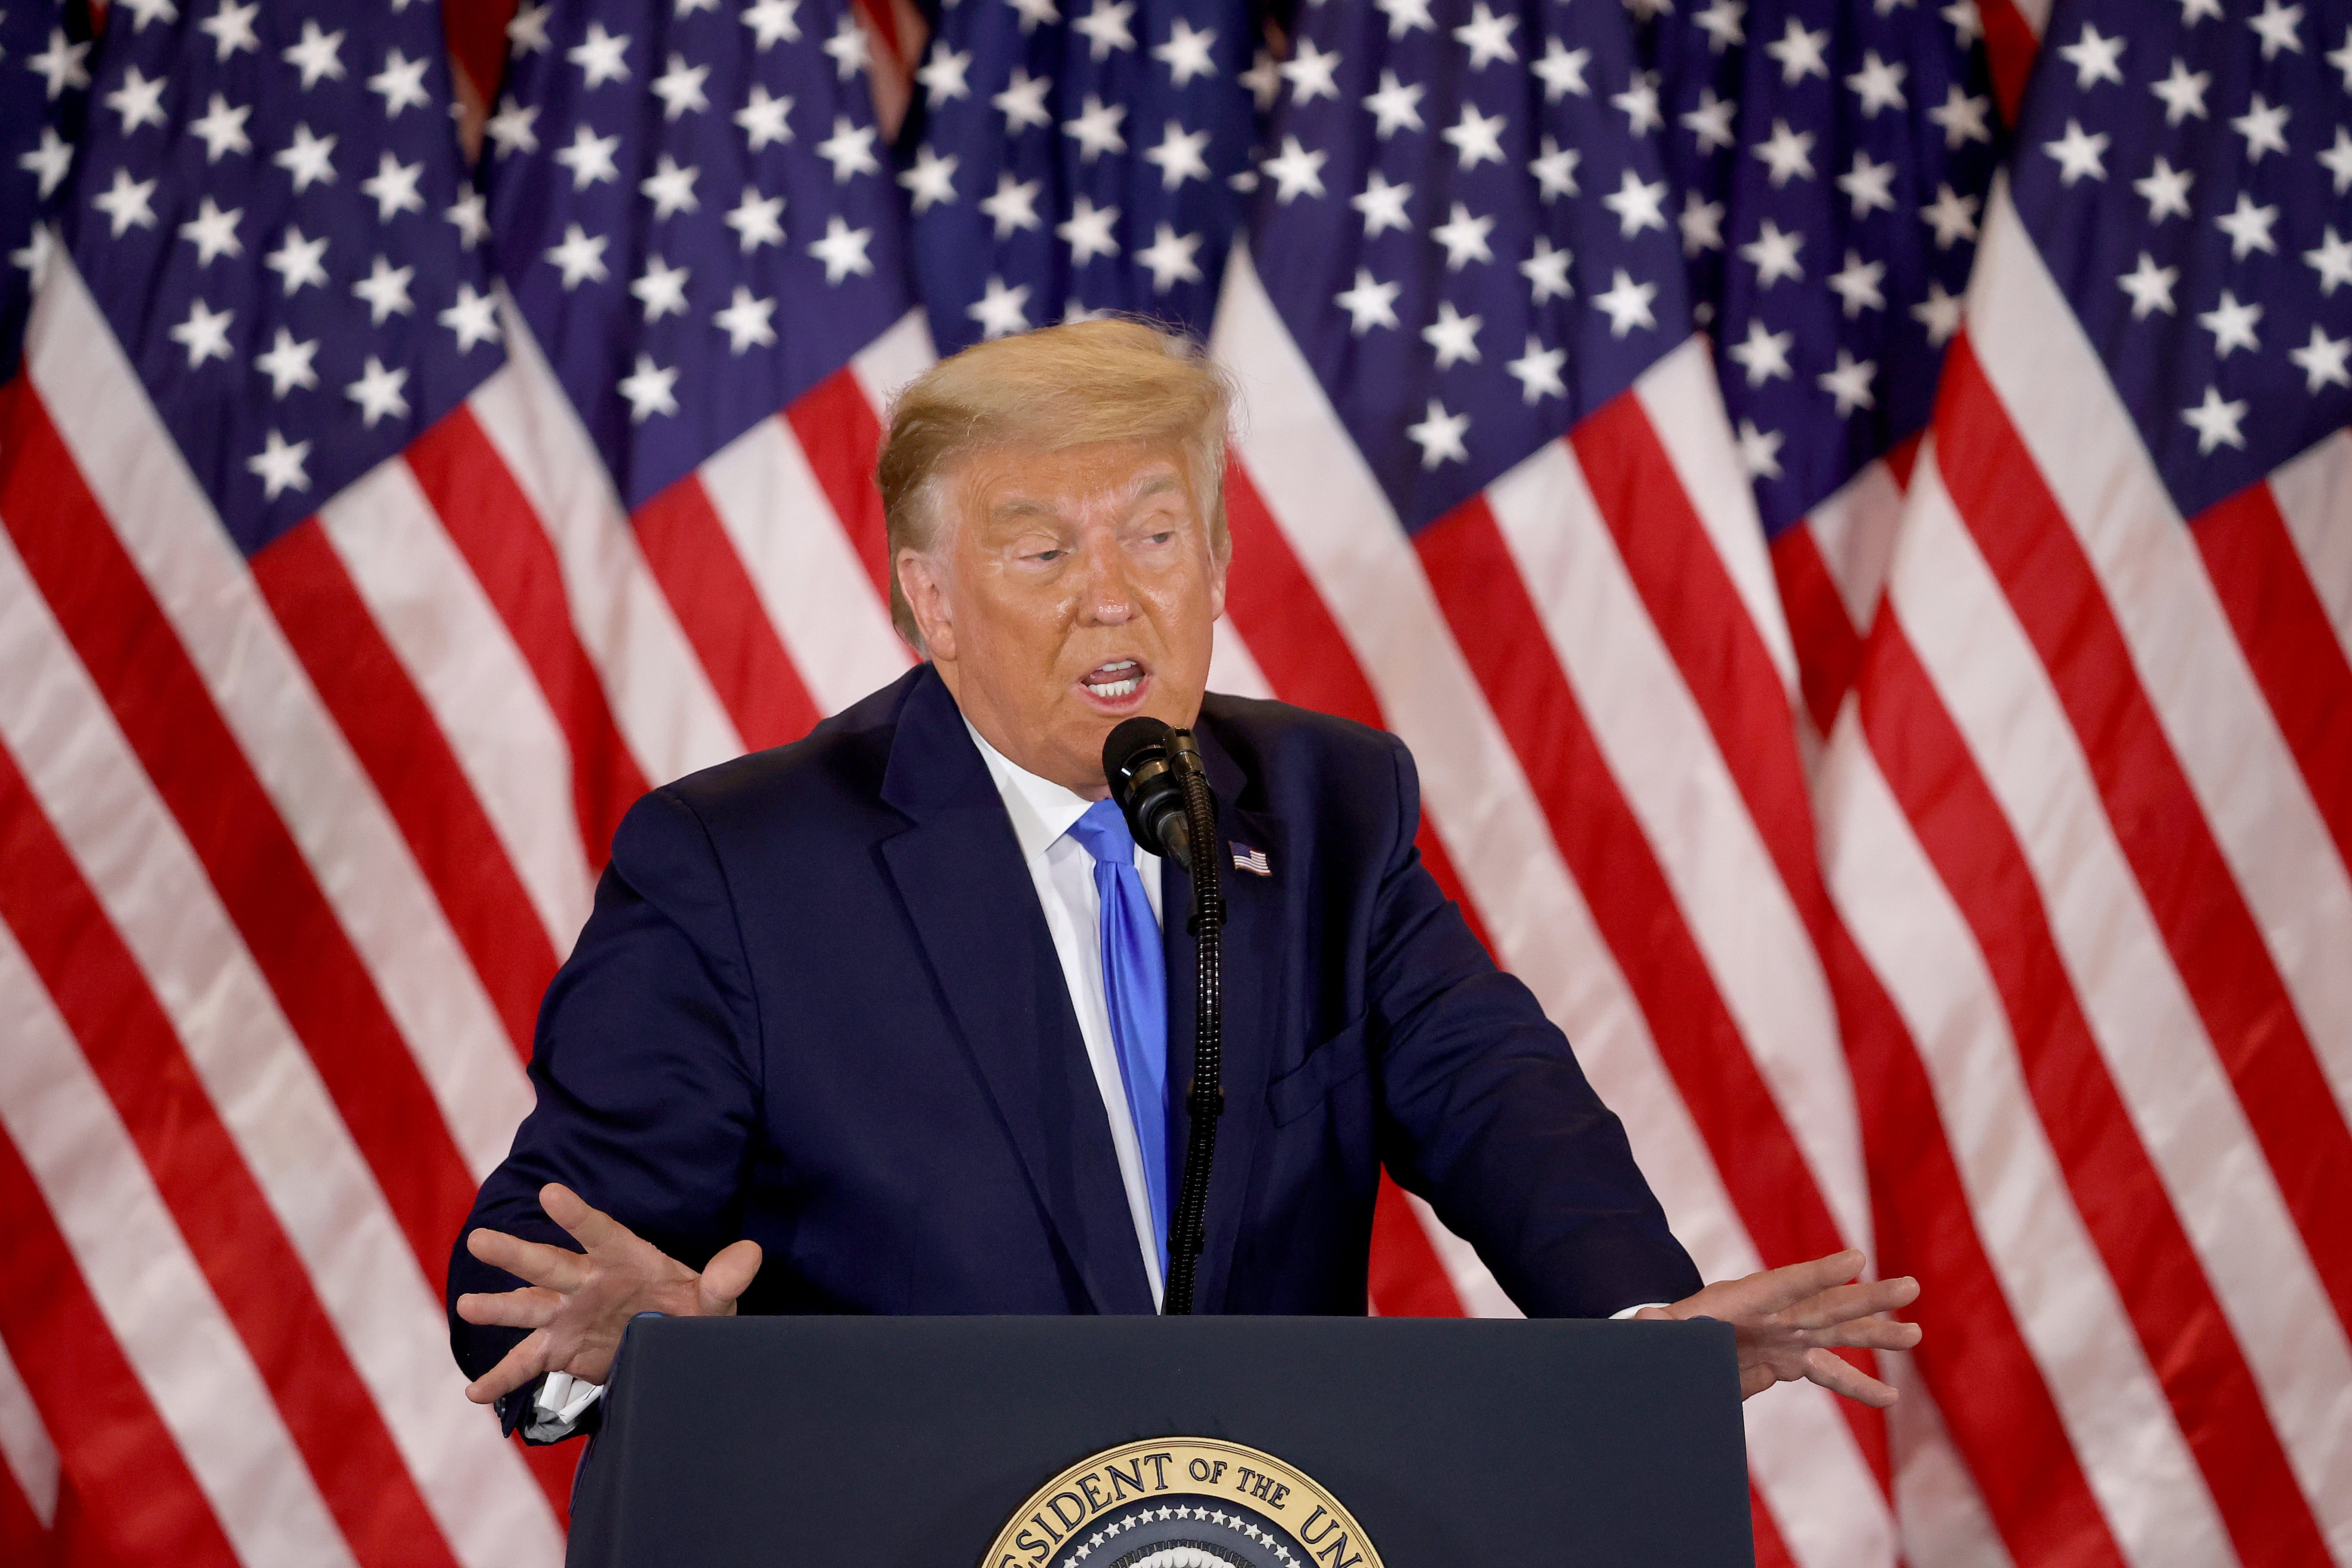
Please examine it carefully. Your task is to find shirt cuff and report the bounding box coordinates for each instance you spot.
[522,1372,605,1441]
[1610,1302,1669,1320]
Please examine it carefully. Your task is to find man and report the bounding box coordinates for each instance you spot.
[449,320,1918,1440]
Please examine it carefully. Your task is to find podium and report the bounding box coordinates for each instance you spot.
[567,1314,1753,1567]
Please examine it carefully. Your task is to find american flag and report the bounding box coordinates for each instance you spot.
[1815,0,2352,1564]
[1,0,2347,1566]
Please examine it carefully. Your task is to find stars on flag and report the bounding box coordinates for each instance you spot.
[282,21,347,90]
[1136,223,1204,291]
[2006,0,2352,511]
[617,353,680,420]
[40,0,499,543]
[907,0,1253,353]
[968,273,1032,337]
[1919,183,1981,248]
[1740,219,1804,287]
[344,354,411,426]
[1336,269,1402,334]
[1057,196,1122,263]
[2119,253,2181,319]
[2287,322,2352,392]
[481,0,905,509]
[1231,0,1700,527]
[547,223,612,285]
[438,285,502,352]
[178,198,245,266]
[2180,384,2248,452]
[20,127,77,201]
[254,328,321,397]
[246,428,312,498]
[1751,118,1817,186]
[1505,335,1567,402]
[1421,300,1483,368]
[1729,318,1795,386]
[1926,83,1992,147]
[1619,0,2003,531]
[713,285,778,352]
[274,122,338,191]
[92,168,160,236]
[106,67,171,135]
[168,297,236,367]
[350,255,416,325]
[30,26,94,99]
[2044,119,2111,184]
[1406,398,1470,467]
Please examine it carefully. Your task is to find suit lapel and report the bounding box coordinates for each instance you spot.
[1161,720,1286,1315]
[877,670,1155,1316]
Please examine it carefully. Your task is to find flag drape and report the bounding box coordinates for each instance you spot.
[1,0,2344,1564]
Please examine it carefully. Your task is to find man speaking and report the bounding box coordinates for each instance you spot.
[447,320,1919,1441]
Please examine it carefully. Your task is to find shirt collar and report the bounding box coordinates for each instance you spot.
[964,719,1098,865]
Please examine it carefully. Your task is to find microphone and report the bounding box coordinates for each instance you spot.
[1101,714,1225,1315]
[1102,716,1211,870]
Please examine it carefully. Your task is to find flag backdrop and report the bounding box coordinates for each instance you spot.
[0,0,2346,1563]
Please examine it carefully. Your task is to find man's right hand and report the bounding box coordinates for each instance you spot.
[453,1182,764,1405]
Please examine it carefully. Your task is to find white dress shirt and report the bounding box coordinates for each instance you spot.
[525,721,1172,1439]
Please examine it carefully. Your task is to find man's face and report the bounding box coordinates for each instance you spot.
[899,437,1228,799]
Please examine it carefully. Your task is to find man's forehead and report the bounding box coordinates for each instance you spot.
[964,446,1193,520]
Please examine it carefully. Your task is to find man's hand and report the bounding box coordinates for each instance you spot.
[453,1183,763,1406]
[1634,1249,1921,1409]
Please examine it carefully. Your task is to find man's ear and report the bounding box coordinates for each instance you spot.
[898,549,957,662]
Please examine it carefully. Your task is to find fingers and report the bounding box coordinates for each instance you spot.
[453,1284,565,1330]
[538,1183,635,1256]
[1754,1250,1870,1314]
[1777,1274,1920,1332]
[1810,1314,1924,1354]
[1686,1249,1867,1322]
[466,1226,591,1292]
[1801,1347,1901,1409]
[697,1239,763,1314]
[464,1327,551,1405]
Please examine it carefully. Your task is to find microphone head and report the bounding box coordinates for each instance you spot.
[1101,716,1191,867]
[1102,716,1174,806]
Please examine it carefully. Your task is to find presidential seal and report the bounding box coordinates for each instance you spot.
[981,1438,1383,1568]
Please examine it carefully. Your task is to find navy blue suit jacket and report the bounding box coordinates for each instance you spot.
[447,665,1698,1420]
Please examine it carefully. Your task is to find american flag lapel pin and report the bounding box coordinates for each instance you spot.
[1230,843,1271,877]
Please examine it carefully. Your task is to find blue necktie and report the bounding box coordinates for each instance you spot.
[1067,798,1171,1286]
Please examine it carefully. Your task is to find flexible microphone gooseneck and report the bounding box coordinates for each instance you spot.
[1102,716,1225,1317]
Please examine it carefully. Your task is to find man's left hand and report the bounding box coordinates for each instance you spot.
[1634,1248,1922,1409]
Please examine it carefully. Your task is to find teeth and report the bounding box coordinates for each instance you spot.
[1091,677,1141,699]
[1096,660,1137,674]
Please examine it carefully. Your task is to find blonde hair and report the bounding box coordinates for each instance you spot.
[876,318,1236,650]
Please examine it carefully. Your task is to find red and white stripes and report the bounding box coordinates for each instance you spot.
[1210,249,1907,1568]
[10,35,2352,1556]
[1818,179,2352,1566]
[0,249,927,1565]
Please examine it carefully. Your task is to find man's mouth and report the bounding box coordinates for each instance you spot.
[1079,659,1147,705]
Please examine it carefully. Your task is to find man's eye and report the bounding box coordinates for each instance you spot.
[1028,548,1064,564]
[1145,531,1174,545]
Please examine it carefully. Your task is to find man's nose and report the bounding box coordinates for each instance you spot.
[1075,542,1136,624]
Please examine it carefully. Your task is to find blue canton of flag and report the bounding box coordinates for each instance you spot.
[906,0,1259,352]
[1250,0,1691,530]
[3,0,94,381]
[2012,0,2352,517]
[485,0,911,512]
[1635,0,2004,534]
[61,0,500,554]
[1623,0,1746,328]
